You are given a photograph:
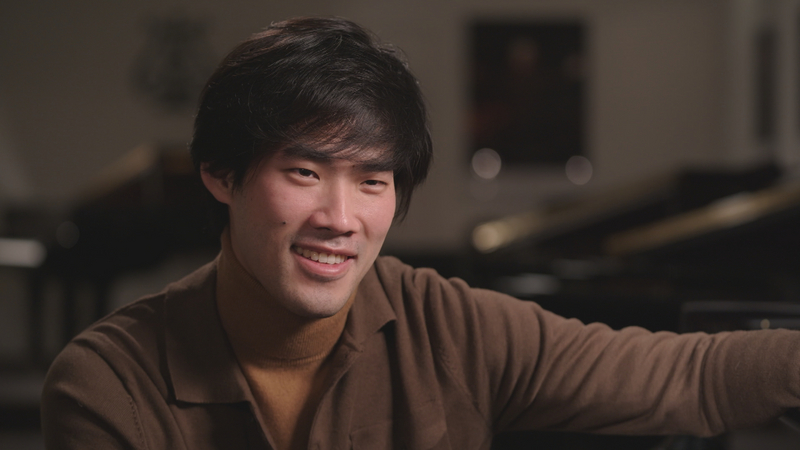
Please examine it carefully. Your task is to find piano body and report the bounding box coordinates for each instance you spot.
[470,163,800,332]
[3,144,217,364]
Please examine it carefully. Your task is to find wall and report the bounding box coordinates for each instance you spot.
[0,0,760,255]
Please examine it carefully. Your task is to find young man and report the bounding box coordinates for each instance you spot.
[41,16,800,450]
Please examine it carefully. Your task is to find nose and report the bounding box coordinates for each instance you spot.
[308,181,360,235]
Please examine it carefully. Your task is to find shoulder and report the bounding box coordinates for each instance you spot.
[41,259,218,447]
[44,259,217,401]
[368,255,558,378]
[367,256,560,420]
[371,255,476,305]
[371,255,543,330]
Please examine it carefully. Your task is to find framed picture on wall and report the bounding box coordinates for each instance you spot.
[469,21,585,166]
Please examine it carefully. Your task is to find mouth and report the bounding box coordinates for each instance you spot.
[292,245,353,265]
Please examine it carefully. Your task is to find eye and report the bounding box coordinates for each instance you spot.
[287,167,319,185]
[295,168,316,178]
[361,178,391,193]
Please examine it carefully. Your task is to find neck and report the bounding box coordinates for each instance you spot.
[215,228,354,366]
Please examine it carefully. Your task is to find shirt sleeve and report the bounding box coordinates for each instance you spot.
[431,277,800,436]
[41,340,148,450]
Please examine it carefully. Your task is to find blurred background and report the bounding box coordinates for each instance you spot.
[3,0,800,448]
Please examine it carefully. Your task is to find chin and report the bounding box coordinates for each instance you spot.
[294,307,343,320]
[288,295,350,319]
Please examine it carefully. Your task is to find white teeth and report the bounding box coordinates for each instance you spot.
[294,246,348,265]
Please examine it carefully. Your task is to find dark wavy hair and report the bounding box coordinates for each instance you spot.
[190,16,432,229]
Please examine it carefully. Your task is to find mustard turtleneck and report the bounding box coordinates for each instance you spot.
[216,229,354,450]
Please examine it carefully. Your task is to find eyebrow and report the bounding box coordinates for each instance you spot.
[280,144,396,173]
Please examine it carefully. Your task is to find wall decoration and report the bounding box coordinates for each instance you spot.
[470,21,585,166]
[131,13,217,113]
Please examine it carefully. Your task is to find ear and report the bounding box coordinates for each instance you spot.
[200,164,235,205]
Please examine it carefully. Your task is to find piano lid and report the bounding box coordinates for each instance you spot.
[471,163,782,258]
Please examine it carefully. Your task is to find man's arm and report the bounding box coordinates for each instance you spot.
[497,309,800,435]
[423,274,800,436]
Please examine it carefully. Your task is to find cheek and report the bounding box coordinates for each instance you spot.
[247,180,305,223]
[368,195,397,237]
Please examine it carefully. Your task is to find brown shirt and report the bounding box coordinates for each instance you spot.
[41,256,800,449]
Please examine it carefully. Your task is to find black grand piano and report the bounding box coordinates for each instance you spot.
[2,144,218,365]
[4,149,800,448]
[10,145,800,359]
[468,163,800,332]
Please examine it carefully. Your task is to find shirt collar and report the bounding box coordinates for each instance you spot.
[341,257,398,351]
[162,255,397,404]
[163,257,252,404]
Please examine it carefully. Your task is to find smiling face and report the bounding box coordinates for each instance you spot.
[202,147,396,318]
